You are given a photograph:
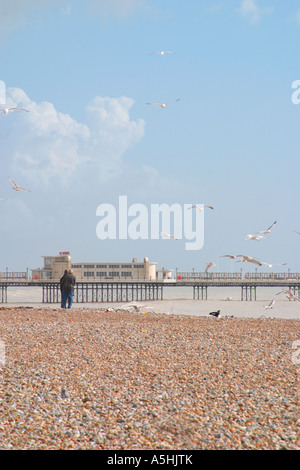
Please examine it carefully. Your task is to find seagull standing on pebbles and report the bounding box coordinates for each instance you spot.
[8,177,31,192]
[0,107,29,114]
[146,99,180,108]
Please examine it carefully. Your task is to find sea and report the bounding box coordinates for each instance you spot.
[3,285,300,319]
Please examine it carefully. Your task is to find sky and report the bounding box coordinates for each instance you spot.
[0,0,300,275]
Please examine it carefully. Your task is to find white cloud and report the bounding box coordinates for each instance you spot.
[0,86,194,270]
[237,0,273,24]
[2,88,145,186]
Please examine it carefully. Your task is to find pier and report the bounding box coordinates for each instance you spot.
[0,274,300,304]
[189,279,300,301]
[42,281,164,304]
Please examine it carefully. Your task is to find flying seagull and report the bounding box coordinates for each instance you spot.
[276,289,300,302]
[118,302,146,312]
[0,107,29,114]
[261,262,287,268]
[146,99,180,108]
[209,310,221,317]
[188,205,214,212]
[244,234,267,241]
[294,231,300,235]
[149,50,175,55]
[205,261,216,272]
[257,221,277,234]
[160,232,177,240]
[264,299,275,309]
[236,255,262,266]
[8,177,31,192]
[221,254,237,259]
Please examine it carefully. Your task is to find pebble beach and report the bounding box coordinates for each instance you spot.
[0,306,299,450]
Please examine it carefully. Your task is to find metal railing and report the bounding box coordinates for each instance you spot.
[177,272,300,281]
[177,272,242,280]
[0,272,28,280]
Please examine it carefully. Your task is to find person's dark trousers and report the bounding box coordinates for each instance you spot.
[61,290,68,308]
[67,290,74,309]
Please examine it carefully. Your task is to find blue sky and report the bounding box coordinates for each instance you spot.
[0,0,300,275]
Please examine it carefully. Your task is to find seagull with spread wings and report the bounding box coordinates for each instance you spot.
[276,289,300,302]
[8,177,31,192]
[264,299,275,309]
[0,107,29,115]
[160,232,178,240]
[146,98,180,108]
[236,255,262,266]
[205,261,216,273]
[257,221,277,234]
[261,262,287,268]
[188,205,214,212]
[244,234,267,241]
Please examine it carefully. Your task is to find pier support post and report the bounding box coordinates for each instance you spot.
[0,284,7,303]
[193,285,207,300]
[241,285,256,301]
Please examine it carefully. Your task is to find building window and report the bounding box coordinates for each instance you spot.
[96,264,107,268]
[109,272,119,277]
[84,264,95,269]
[133,264,144,268]
[84,272,94,277]
[121,272,132,277]
[121,264,132,268]
[72,264,82,268]
[96,272,107,277]
[109,264,120,268]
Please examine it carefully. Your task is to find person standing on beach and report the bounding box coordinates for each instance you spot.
[60,270,68,308]
[60,269,76,309]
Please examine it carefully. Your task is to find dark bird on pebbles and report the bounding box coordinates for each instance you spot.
[209,310,221,317]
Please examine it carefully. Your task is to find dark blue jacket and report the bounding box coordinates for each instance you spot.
[60,273,76,291]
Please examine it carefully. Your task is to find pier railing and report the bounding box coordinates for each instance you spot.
[176,272,300,281]
[1,271,299,282]
[0,271,28,280]
[42,282,164,304]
